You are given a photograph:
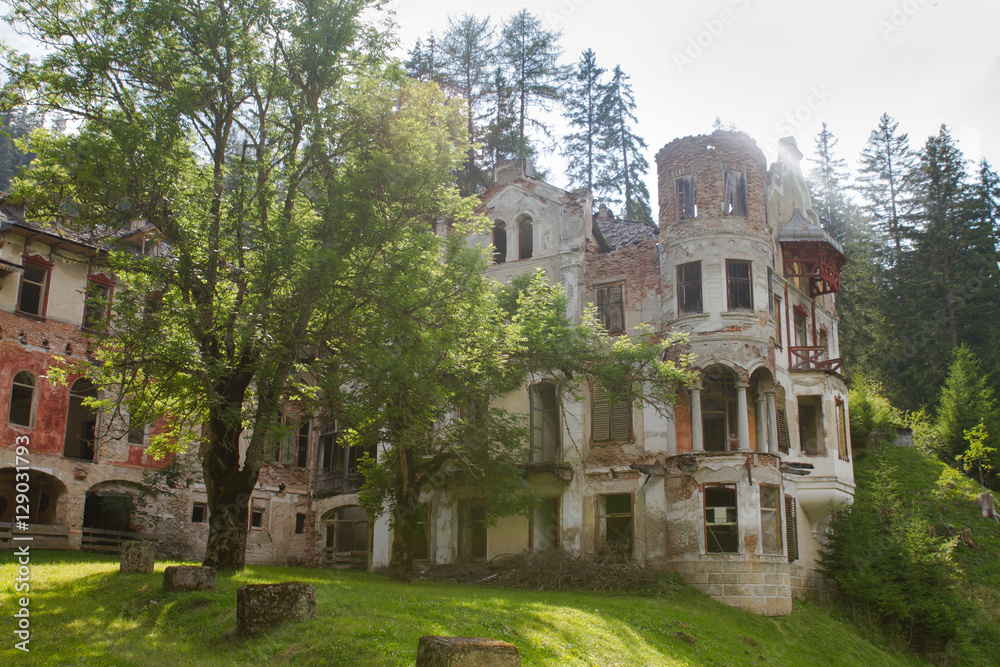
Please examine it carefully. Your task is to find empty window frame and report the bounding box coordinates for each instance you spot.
[318,420,341,474]
[793,309,808,347]
[836,398,849,461]
[191,502,207,524]
[274,416,310,467]
[530,383,560,462]
[531,497,560,552]
[760,485,782,554]
[676,174,696,220]
[701,372,737,452]
[797,395,824,455]
[324,505,370,569]
[17,259,50,317]
[82,276,113,331]
[64,378,98,461]
[722,170,747,216]
[595,283,625,334]
[676,261,703,315]
[774,296,783,349]
[127,415,146,446]
[458,500,488,563]
[597,494,632,557]
[518,218,533,260]
[295,512,306,535]
[767,269,774,316]
[8,371,36,428]
[493,221,507,264]
[704,485,738,553]
[592,382,631,443]
[726,259,753,311]
[250,504,265,529]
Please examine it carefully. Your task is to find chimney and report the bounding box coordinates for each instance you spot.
[595,203,613,222]
[493,158,535,187]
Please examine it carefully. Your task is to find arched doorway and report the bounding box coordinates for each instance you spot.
[322,505,370,570]
[82,480,154,552]
[701,366,738,452]
[0,469,69,549]
[64,378,98,461]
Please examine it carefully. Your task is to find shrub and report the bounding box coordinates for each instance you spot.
[849,374,903,448]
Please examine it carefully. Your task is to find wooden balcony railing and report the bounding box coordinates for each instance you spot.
[314,471,365,497]
[81,526,159,553]
[789,346,842,373]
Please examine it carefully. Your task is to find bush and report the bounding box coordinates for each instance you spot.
[821,455,967,654]
[849,374,903,448]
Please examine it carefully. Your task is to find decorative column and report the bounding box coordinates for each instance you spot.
[736,381,751,452]
[690,384,704,452]
[766,391,779,454]
[756,393,766,453]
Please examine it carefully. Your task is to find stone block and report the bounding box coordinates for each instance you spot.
[236,582,316,637]
[416,636,521,667]
[163,566,215,591]
[724,561,751,574]
[765,596,793,616]
[119,541,155,574]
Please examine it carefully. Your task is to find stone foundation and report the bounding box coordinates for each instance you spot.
[671,557,791,616]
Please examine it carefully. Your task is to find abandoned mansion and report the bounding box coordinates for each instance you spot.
[0,130,853,616]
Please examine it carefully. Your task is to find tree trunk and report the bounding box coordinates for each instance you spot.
[388,501,418,583]
[202,407,258,570]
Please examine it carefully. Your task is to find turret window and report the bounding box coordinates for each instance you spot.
[677,262,703,315]
[726,260,753,311]
[676,175,696,220]
[723,170,747,216]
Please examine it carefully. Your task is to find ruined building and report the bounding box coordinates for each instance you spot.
[0,130,852,615]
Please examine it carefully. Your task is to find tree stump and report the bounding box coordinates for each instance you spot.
[163,566,216,591]
[416,636,521,667]
[236,582,316,637]
[119,540,155,574]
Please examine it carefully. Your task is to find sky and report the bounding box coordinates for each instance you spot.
[386,0,1000,218]
[2,1,997,221]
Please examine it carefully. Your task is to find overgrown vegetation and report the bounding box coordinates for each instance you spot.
[0,551,929,666]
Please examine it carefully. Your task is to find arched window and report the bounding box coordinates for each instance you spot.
[323,506,370,569]
[64,379,98,461]
[518,217,533,260]
[702,369,737,452]
[8,371,36,427]
[492,221,507,264]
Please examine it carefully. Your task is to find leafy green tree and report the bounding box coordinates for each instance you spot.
[936,345,1000,470]
[349,271,696,582]
[561,49,606,196]
[4,0,474,569]
[497,9,564,159]
[596,66,652,223]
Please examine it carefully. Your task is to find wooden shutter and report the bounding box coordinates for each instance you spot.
[775,385,790,454]
[785,495,798,562]
[592,384,611,442]
[593,383,630,443]
[608,285,624,334]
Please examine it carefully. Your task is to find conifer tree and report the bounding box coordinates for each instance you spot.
[808,123,852,242]
[497,9,564,159]
[857,113,916,268]
[405,34,447,86]
[562,49,607,196]
[597,65,652,223]
[483,67,520,166]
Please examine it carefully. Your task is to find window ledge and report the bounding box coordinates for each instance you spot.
[15,310,46,322]
[674,312,710,323]
[720,311,759,318]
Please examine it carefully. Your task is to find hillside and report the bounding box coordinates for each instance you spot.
[0,551,927,667]
[852,444,1000,665]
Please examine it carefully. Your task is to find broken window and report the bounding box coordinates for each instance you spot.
[64,379,98,461]
[127,415,146,446]
[774,296,783,349]
[676,261,703,315]
[250,505,265,530]
[324,506,370,569]
[530,383,560,462]
[492,221,507,264]
[723,170,747,216]
[519,217,533,260]
[592,382,631,443]
[191,503,207,524]
[676,174,696,220]
[704,485,738,553]
[295,513,306,534]
[836,399,849,461]
[17,261,50,317]
[726,259,753,311]
[273,416,310,467]
[318,420,341,474]
[8,371,36,428]
[531,497,560,551]
[760,485,782,554]
[702,371,737,452]
[595,283,625,334]
[598,494,632,557]
[82,277,112,331]
[785,495,799,561]
[793,310,808,347]
[797,396,824,455]
[767,269,774,315]
[458,500,487,563]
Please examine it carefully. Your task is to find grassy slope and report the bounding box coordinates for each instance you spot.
[853,445,1000,665]
[0,552,926,667]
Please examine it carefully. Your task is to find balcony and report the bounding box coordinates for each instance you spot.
[789,346,841,373]
[314,471,365,497]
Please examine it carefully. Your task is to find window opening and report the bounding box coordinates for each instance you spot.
[64,379,98,461]
[595,283,625,334]
[705,485,738,553]
[519,218,533,260]
[760,485,782,554]
[797,395,824,455]
[726,259,753,311]
[458,500,488,563]
[677,261,703,315]
[493,221,507,264]
[8,371,36,427]
[592,382,631,443]
[598,494,632,557]
[17,262,49,317]
[676,175,696,220]
[702,372,737,452]
[530,383,560,462]
[531,497,560,552]
[191,503,207,524]
[723,170,747,216]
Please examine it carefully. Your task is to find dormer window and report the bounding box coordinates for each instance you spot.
[676,175,696,220]
[722,170,747,216]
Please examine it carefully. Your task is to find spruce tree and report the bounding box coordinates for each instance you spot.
[561,49,607,196]
[405,34,446,86]
[596,65,652,223]
[483,67,520,167]
[857,113,916,268]
[497,9,564,159]
[0,107,43,193]
[807,123,852,242]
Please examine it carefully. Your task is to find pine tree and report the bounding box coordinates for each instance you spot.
[483,67,520,166]
[807,123,852,242]
[857,113,916,268]
[596,65,652,223]
[936,345,1000,468]
[561,49,606,196]
[497,9,564,159]
[439,14,495,195]
[405,34,447,86]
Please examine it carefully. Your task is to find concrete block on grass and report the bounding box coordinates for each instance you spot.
[416,636,521,666]
[119,541,155,574]
[236,582,316,637]
[163,566,216,591]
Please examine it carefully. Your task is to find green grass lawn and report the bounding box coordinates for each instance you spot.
[0,551,927,666]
